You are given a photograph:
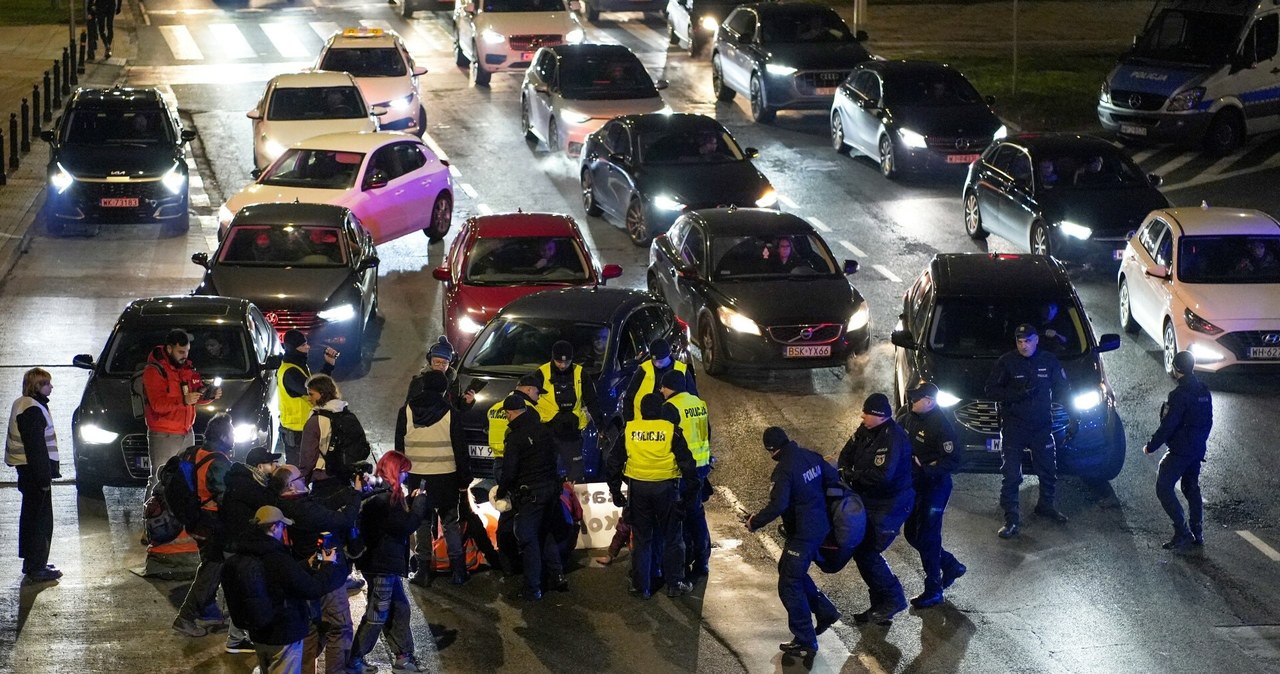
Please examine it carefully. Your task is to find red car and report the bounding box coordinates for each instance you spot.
[433,212,623,352]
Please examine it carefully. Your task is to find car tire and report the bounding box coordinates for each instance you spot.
[1162,319,1178,377]
[878,133,898,180]
[699,319,725,376]
[581,170,602,216]
[402,0,414,18]
[425,191,453,242]
[1118,278,1140,335]
[521,97,537,142]
[162,212,190,237]
[749,73,775,123]
[470,46,490,86]
[1030,221,1052,258]
[415,106,427,137]
[454,39,470,67]
[1203,109,1243,157]
[547,118,562,154]
[830,111,849,154]
[625,198,650,246]
[711,55,735,102]
[963,190,988,239]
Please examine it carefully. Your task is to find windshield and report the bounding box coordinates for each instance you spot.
[710,234,838,279]
[559,55,658,100]
[926,299,1088,358]
[62,109,172,145]
[319,47,406,77]
[260,149,363,189]
[219,225,349,267]
[105,328,252,377]
[464,236,590,284]
[761,8,853,43]
[482,0,565,11]
[638,125,744,164]
[1036,148,1149,189]
[1178,235,1280,283]
[884,70,983,106]
[464,318,609,372]
[1132,9,1245,65]
[268,86,365,121]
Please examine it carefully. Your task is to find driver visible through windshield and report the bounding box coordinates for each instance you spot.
[710,234,838,279]
[219,225,349,267]
[464,236,590,284]
[260,149,364,189]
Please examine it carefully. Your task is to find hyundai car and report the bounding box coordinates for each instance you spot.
[314,27,428,134]
[453,0,585,87]
[247,70,383,170]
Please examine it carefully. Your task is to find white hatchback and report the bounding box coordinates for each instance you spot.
[1117,205,1280,375]
[248,70,383,170]
[314,27,428,135]
[219,132,453,245]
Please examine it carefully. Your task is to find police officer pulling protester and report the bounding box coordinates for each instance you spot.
[1143,351,1213,550]
[219,445,283,654]
[838,393,914,626]
[6,367,62,583]
[498,394,568,600]
[535,340,599,483]
[395,369,473,588]
[896,383,966,609]
[746,427,842,659]
[277,329,337,466]
[607,392,700,600]
[172,413,235,639]
[622,338,697,421]
[659,369,713,580]
[985,323,1075,539]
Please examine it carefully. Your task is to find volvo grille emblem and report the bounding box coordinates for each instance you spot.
[1128,94,1143,109]
[1264,333,1280,345]
[799,327,814,340]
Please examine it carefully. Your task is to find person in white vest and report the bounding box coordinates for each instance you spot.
[396,370,472,587]
[5,367,62,582]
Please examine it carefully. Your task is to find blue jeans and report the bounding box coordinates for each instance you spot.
[351,574,413,662]
[999,424,1057,521]
[903,475,961,594]
[1156,452,1203,535]
[778,538,837,648]
[853,490,913,609]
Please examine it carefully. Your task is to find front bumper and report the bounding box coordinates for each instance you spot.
[1176,325,1280,373]
[764,70,846,111]
[1097,103,1214,144]
[46,176,188,225]
[948,399,1120,475]
[559,116,609,156]
[592,0,665,10]
[479,36,566,75]
[719,321,869,369]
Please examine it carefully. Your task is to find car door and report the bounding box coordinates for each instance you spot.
[652,217,688,301]
[346,215,377,322]
[601,122,636,218]
[392,141,444,235]
[355,145,406,242]
[667,221,707,322]
[1005,147,1042,249]
[894,272,933,405]
[455,0,477,60]
[846,69,883,155]
[251,82,273,163]
[669,0,691,44]
[1238,11,1280,134]
[974,144,1020,240]
[528,51,555,139]
[1130,218,1173,336]
[719,9,756,93]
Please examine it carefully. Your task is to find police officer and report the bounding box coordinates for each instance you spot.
[535,341,598,483]
[486,374,543,576]
[276,329,336,466]
[622,339,697,421]
[746,427,841,659]
[985,324,1074,538]
[1143,351,1213,550]
[837,393,913,625]
[896,383,965,608]
[498,395,565,600]
[607,393,699,599]
[659,369,712,579]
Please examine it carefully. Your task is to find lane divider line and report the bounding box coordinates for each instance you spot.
[478,203,493,215]
[838,240,866,257]
[777,193,798,209]
[1238,531,1280,561]
[809,216,831,232]
[873,264,902,283]
[714,485,782,561]
[460,183,478,199]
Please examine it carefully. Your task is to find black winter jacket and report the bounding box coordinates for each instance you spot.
[221,463,278,547]
[838,419,913,504]
[749,442,839,543]
[277,489,360,561]
[1148,374,1213,460]
[231,532,345,646]
[985,348,1070,429]
[355,490,429,576]
[896,406,961,482]
[499,410,559,496]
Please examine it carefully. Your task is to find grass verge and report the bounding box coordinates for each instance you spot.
[0,0,80,26]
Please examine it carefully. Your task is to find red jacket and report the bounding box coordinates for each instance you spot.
[142,345,208,435]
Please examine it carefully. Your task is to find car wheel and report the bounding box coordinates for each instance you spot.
[830,112,851,155]
[402,0,414,19]
[547,118,562,154]
[521,97,536,142]
[415,106,427,137]
[749,73,775,123]
[1203,109,1243,157]
[1162,319,1178,377]
[699,319,725,376]
[646,271,662,296]
[425,192,453,242]
[711,55,735,102]
[1118,278,1140,334]
[1030,221,1052,258]
[878,133,897,180]
[470,46,490,86]
[454,39,470,67]
[162,212,190,237]
[963,190,988,239]
[625,198,651,246]
[581,170,602,216]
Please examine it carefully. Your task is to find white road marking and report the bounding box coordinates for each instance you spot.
[460,183,478,199]
[448,164,462,180]
[714,485,782,561]
[188,175,203,190]
[1238,530,1280,561]
[160,25,204,61]
[809,216,831,232]
[210,23,258,60]
[190,193,210,208]
[139,0,151,26]
[422,132,451,163]
[1149,151,1198,180]
[310,22,341,42]
[873,264,902,283]
[837,239,865,257]
[616,21,669,52]
[125,62,313,86]
[1161,149,1256,192]
[261,23,312,59]
[777,193,798,209]
[478,203,494,215]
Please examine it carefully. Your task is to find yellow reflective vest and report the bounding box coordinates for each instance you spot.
[535,363,588,430]
[630,359,689,420]
[487,395,534,458]
[667,392,710,468]
[623,418,680,482]
[276,362,312,431]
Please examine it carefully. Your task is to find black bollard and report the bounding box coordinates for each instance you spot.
[42,73,53,121]
[32,85,41,136]
[0,127,6,185]
[78,32,87,74]
[52,62,62,107]
[70,41,80,85]
[62,48,71,94]
[9,114,18,171]
[21,99,30,153]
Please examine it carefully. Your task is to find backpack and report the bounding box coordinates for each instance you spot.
[130,362,165,419]
[142,490,184,546]
[158,445,222,539]
[315,408,372,477]
[221,552,277,632]
[814,480,867,574]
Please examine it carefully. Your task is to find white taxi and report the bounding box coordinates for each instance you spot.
[247,70,383,170]
[219,132,453,246]
[1117,205,1280,375]
[453,0,585,87]
[314,28,428,135]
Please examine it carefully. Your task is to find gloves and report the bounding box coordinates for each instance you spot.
[611,491,627,508]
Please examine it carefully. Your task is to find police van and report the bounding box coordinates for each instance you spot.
[1097,0,1280,155]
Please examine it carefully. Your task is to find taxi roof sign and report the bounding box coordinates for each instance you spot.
[342,27,385,38]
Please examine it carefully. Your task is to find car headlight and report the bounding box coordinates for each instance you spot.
[654,194,685,211]
[1188,342,1225,362]
[897,128,928,149]
[765,64,797,76]
[565,28,586,44]
[755,188,778,208]
[80,423,119,445]
[935,390,961,408]
[1167,87,1204,112]
[699,16,719,31]
[847,304,869,332]
[161,163,186,195]
[50,163,75,194]
[389,95,412,111]
[481,28,507,45]
[318,303,356,323]
[1099,80,1111,104]
[233,423,259,445]
[458,314,485,334]
[560,109,592,124]
[263,139,286,162]
[1072,390,1102,411]
[1059,220,1092,240]
[1183,307,1223,335]
[717,306,761,335]
[993,125,1008,140]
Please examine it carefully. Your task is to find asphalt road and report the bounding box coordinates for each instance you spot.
[2,1,1280,672]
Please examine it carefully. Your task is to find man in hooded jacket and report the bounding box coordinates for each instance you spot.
[219,445,282,654]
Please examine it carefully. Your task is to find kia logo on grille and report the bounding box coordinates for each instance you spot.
[264,312,278,325]
[1264,333,1280,345]
[1128,94,1143,109]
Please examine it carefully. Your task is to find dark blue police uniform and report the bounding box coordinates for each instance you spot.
[897,404,965,599]
[1147,371,1212,542]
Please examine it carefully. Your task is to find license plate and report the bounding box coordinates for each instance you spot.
[1113,249,1125,260]
[1120,124,1147,137]
[815,86,836,96]
[468,443,493,458]
[986,438,1002,453]
[101,197,139,208]
[521,51,534,61]
[946,153,981,164]
[784,345,831,358]
[1248,346,1280,359]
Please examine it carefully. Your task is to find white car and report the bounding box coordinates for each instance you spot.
[247,70,383,170]
[219,132,453,245]
[521,44,667,156]
[453,0,585,87]
[1117,205,1280,375]
[314,27,428,135]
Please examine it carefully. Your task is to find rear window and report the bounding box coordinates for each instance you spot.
[220,225,348,267]
[268,86,365,121]
[1178,235,1280,283]
[105,327,251,377]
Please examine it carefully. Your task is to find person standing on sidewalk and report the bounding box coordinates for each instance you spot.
[5,368,63,582]
[142,329,222,495]
[276,329,337,466]
[1143,350,1213,550]
[91,0,122,58]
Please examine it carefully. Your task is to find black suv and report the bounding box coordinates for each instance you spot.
[41,86,197,237]
[889,254,1126,481]
[70,296,281,495]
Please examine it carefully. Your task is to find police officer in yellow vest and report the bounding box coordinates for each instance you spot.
[534,341,598,482]
[606,393,699,599]
[487,373,544,576]
[659,369,713,580]
[623,338,697,422]
[276,329,336,466]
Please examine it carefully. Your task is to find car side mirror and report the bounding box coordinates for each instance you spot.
[365,170,389,190]
[72,353,95,370]
[744,146,760,159]
[843,259,859,275]
[250,167,264,180]
[601,264,623,282]
[40,129,56,143]
[181,129,197,143]
[533,83,550,94]
[1147,173,1163,187]
[358,255,380,271]
[192,252,210,268]
[655,79,669,90]
[264,354,282,370]
[246,109,262,120]
[1144,263,1169,280]
[676,264,699,280]
[890,329,918,350]
[855,30,868,41]
[370,105,388,117]
[412,66,428,77]
[1095,333,1121,353]
[984,94,997,106]
[432,266,453,282]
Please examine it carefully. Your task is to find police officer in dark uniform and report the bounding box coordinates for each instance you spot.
[1143,350,1213,550]
[497,394,565,601]
[896,382,965,609]
[838,393,914,625]
[985,323,1074,539]
[747,427,841,659]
